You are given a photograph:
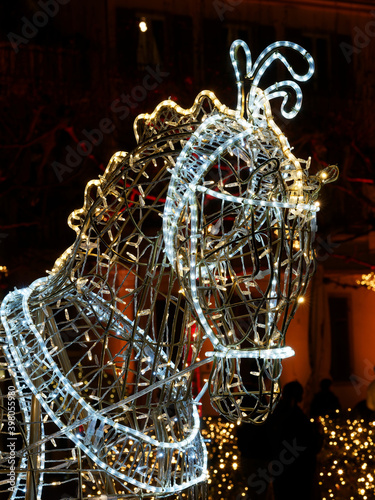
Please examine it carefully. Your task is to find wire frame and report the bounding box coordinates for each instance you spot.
[0,40,337,499]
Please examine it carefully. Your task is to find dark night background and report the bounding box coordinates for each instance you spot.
[0,0,374,292]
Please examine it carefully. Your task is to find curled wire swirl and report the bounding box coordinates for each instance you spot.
[230,39,315,120]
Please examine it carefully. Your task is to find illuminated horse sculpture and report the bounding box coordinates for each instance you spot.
[0,40,337,499]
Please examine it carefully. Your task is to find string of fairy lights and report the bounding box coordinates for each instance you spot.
[318,412,375,500]
[0,38,337,499]
[201,418,241,498]
[2,407,371,500]
[357,273,375,292]
[200,414,375,500]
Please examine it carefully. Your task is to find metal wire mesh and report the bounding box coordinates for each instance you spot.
[0,40,337,499]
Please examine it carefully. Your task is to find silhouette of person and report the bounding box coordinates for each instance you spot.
[268,381,322,500]
[310,378,341,418]
[236,381,273,499]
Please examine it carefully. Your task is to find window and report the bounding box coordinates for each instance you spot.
[172,15,194,80]
[115,9,165,72]
[329,296,351,381]
[285,28,354,98]
[116,8,138,71]
[203,20,276,97]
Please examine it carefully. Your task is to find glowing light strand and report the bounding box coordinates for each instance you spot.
[0,38,336,498]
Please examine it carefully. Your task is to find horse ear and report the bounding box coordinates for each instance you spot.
[304,164,339,199]
[318,164,339,185]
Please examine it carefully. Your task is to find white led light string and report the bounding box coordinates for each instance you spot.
[164,94,326,423]
[1,283,207,494]
[230,40,315,120]
[0,38,337,498]
[0,343,44,500]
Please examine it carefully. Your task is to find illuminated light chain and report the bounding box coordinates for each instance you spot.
[0,39,337,499]
[162,39,337,425]
[357,272,375,292]
[202,414,375,500]
[230,39,315,120]
[205,346,295,360]
[0,101,212,496]
[318,413,375,500]
[201,417,245,499]
[134,90,235,144]
[1,283,208,495]
[2,282,203,450]
[196,184,320,212]
[163,114,255,267]
[229,40,252,117]
[0,343,45,500]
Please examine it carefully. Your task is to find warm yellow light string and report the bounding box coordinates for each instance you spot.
[318,413,375,500]
[357,273,375,292]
